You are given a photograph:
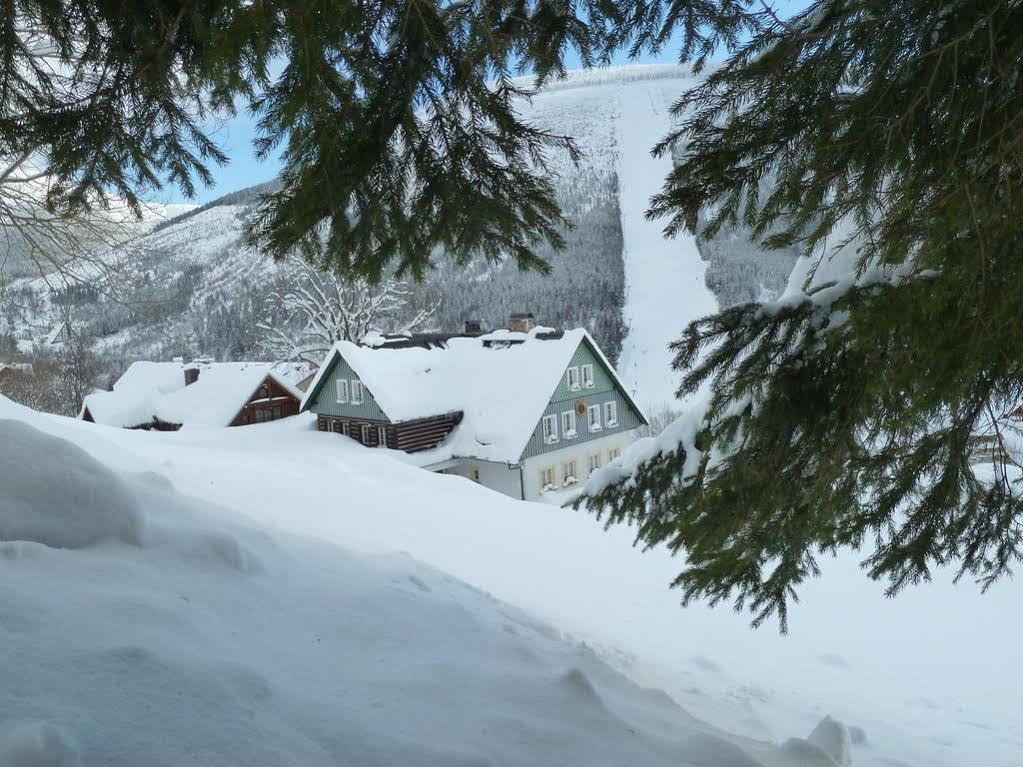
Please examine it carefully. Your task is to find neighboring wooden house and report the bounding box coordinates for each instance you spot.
[301,326,648,501]
[80,360,309,430]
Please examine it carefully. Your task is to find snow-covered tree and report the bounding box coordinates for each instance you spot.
[260,263,438,364]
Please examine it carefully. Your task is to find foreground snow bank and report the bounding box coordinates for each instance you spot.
[0,419,142,550]
[1,410,864,767]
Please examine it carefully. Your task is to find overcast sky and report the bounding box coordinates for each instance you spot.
[161,1,809,205]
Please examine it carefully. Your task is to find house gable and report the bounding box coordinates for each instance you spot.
[519,337,646,461]
[302,350,390,422]
[227,374,302,426]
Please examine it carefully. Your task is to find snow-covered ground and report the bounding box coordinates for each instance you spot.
[612,73,719,412]
[2,398,1019,766]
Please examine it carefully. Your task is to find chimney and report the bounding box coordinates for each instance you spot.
[184,366,200,386]
[463,319,485,336]
[509,312,535,333]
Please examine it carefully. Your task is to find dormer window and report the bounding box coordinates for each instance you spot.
[566,366,581,391]
[581,364,594,388]
[561,410,577,438]
[336,379,349,403]
[350,380,364,405]
[542,414,559,444]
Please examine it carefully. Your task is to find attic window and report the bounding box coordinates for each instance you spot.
[587,404,601,432]
[336,379,349,403]
[566,366,581,391]
[581,364,594,388]
[351,380,364,405]
[542,414,558,444]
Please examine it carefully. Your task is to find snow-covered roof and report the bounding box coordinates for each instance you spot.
[302,328,643,463]
[82,360,309,429]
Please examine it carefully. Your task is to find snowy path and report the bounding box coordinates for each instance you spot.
[614,79,718,413]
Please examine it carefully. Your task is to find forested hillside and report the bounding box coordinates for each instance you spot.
[0,66,794,384]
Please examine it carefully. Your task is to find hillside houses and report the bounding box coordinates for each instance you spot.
[80,360,309,430]
[76,319,646,501]
[300,323,647,501]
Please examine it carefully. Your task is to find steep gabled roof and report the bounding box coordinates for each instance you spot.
[154,364,304,428]
[81,361,308,429]
[302,328,646,463]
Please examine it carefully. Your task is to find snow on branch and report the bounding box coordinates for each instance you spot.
[259,261,440,365]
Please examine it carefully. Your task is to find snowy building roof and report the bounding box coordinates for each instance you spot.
[82,360,309,429]
[301,327,644,463]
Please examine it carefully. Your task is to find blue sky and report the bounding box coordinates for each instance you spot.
[165,1,809,205]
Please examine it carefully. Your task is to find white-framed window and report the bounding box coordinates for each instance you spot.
[604,400,618,427]
[561,410,577,438]
[581,364,594,388]
[360,424,371,444]
[566,366,581,391]
[341,421,350,436]
[539,466,556,491]
[587,404,601,432]
[562,460,578,485]
[587,453,601,475]
[378,425,387,447]
[542,414,559,444]
[335,378,349,403]
[607,446,621,462]
[351,380,364,405]
[470,467,480,483]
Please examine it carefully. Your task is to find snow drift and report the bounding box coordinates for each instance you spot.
[1,397,1018,767]
[0,406,867,767]
[0,420,142,550]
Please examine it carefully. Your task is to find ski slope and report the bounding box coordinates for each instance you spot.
[613,74,719,412]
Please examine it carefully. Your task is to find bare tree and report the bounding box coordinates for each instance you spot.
[259,261,439,364]
[55,327,104,413]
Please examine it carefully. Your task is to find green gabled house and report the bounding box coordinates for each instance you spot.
[301,321,648,501]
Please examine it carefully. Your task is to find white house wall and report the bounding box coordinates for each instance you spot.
[441,459,524,501]
[520,431,635,503]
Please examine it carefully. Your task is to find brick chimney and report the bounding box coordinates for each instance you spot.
[463,319,485,336]
[184,366,199,386]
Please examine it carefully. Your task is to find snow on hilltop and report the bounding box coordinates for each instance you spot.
[1,396,1019,767]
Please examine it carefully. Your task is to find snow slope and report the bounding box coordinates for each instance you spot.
[4,398,1019,767]
[613,73,719,411]
[2,400,876,767]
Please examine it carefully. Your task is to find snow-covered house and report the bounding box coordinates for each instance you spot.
[80,360,309,431]
[300,325,648,501]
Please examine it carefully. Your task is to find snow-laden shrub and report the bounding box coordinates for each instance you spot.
[0,420,143,549]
